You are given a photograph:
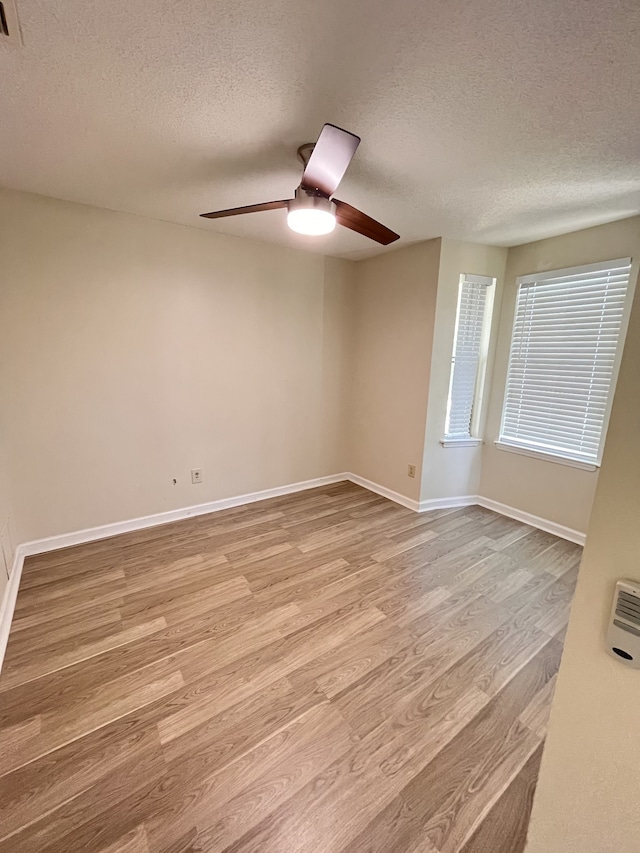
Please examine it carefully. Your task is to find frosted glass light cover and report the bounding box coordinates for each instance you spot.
[287,207,336,236]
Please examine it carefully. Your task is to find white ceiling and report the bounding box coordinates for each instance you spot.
[1,0,639,260]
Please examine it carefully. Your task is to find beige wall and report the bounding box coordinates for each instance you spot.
[525,229,640,853]
[480,217,640,534]
[420,239,507,503]
[0,433,16,603]
[348,240,441,501]
[2,188,638,547]
[320,257,355,475]
[0,190,355,542]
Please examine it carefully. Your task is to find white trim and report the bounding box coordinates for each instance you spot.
[518,257,631,285]
[418,495,478,512]
[0,546,26,673]
[494,440,598,472]
[463,273,496,287]
[359,478,587,544]
[14,471,588,559]
[19,474,350,557]
[0,472,587,673]
[346,473,420,512]
[440,438,483,448]
[476,496,586,546]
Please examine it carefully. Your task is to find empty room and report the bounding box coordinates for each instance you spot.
[1,1,639,851]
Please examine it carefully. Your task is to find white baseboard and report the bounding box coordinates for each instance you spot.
[0,472,586,674]
[368,482,587,545]
[346,473,420,512]
[418,495,478,513]
[0,474,351,673]
[0,545,26,672]
[476,496,586,546]
[416,492,586,546]
[16,474,587,559]
[19,473,351,558]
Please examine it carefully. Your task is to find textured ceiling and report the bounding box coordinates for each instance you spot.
[1,0,639,259]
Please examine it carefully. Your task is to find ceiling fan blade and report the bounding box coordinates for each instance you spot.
[301,124,360,198]
[333,199,400,245]
[200,200,290,219]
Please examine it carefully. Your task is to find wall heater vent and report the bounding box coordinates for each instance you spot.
[607,580,640,668]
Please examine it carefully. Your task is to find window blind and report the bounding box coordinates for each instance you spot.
[444,274,494,439]
[500,258,632,464]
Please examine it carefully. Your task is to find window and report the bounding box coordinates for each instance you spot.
[443,274,496,444]
[498,257,632,468]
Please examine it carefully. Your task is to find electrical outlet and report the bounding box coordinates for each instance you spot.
[191,468,203,484]
[408,464,416,478]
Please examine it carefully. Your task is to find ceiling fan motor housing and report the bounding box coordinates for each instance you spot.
[288,186,336,215]
[200,124,399,244]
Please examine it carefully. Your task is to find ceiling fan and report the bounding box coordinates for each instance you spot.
[200,124,400,245]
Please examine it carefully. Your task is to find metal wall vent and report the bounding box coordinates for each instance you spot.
[607,580,640,668]
[615,588,640,631]
[0,0,22,47]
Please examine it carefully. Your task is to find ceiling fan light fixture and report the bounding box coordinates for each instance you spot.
[287,207,336,236]
[200,123,400,245]
[287,190,336,236]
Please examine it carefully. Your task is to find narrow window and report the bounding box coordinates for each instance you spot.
[498,258,632,466]
[444,274,495,442]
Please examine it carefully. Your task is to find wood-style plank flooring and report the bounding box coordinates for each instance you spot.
[0,482,581,853]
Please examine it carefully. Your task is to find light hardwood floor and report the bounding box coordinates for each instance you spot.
[0,481,581,853]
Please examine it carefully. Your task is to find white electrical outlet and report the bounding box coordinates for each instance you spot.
[191,468,203,484]
[407,464,416,478]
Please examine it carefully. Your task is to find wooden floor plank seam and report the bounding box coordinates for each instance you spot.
[0,482,581,853]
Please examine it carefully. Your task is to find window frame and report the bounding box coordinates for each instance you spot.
[442,273,496,447]
[496,257,634,471]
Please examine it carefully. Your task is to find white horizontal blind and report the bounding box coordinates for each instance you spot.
[444,275,494,439]
[500,258,632,464]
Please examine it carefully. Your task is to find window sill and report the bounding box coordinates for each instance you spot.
[440,438,483,448]
[494,440,599,472]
